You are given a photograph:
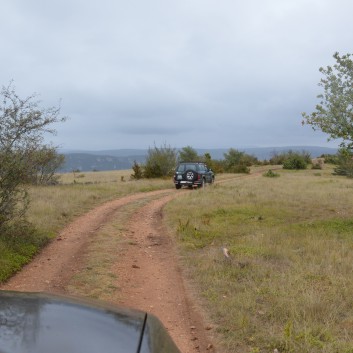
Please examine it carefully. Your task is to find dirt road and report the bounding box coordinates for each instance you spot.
[0,189,215,353]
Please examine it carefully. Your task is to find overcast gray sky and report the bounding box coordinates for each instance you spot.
[1,0,352,150]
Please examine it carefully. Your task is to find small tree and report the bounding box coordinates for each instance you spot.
[282,152,308,170]
[201,152,223,174]
[223,148,257,173]
[131,160,143,180]
[302,52,353,148]
[144,143,178,178]
[0,83,65,227]
[179,146,199,162]
[333,148,353,177]
[24,146,65,185]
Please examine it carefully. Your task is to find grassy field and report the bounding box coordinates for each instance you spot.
[28,170,173,233]
[2,166,353,353]
[0,170,173,282]
[164,165,353,353]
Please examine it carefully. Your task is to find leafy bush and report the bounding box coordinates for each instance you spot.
[131,161,143,180]
[333,148,353,177]
[0,221,52,282]
[283,154,308,170]
[263,169,280,177]
[179,146,200,162]
[143,143,178,178]
[223,148,257,173]
[320,154,339,164]
[270,150,311,166]
[227,164,250,174]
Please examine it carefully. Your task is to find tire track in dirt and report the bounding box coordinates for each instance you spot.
[0,188,215,353]
[112,193,214,353]
[0,189,172,292]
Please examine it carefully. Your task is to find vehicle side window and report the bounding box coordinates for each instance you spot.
[177,165,185,172]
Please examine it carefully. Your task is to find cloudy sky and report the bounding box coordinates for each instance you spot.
[1,0,352,151]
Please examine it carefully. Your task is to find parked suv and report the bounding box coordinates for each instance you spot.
[173,162,214,189]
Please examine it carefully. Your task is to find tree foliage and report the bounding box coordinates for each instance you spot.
[302,52,353,148]
[143,143,178,178]
[333,148,353,177]
[179,146,199,162]
[223,148,258,173]
[0,83,66,227]
[131,160,143,180]
[282,153,308,170]
[23,146,65,185]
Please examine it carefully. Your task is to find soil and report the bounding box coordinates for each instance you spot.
[0,189,216,353]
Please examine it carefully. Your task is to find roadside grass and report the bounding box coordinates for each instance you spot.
[28,171,173,233]
[164,165,353,353]
[0,170,172,283]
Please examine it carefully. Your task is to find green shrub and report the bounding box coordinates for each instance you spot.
[283,154,308,170]
[143,143,178,178]
[270,150,311,166]
[228,164,250,174]
[131,161,143,180]
[333,148,353,177]
[263,169,280,177]
[0,221,52,283]
[321,154,339,164]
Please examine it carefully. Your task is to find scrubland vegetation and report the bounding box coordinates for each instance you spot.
[2,162,353,353]
[0,170,172,282]
[165,165,353,353]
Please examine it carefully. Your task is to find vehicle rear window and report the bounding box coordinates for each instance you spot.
[177,164,199,172]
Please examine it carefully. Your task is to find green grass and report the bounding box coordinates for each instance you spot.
[3,166,353,352]
[0,222,52,282]
[0,170,172,284]
[164,165,353,353]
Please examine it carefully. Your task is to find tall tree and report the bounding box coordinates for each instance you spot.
[0,83,66,227]
[302,52,353,148]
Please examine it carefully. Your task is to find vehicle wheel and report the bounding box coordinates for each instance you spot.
[211,176,215,184]
[175,185,181,189]
[184,169,196,181]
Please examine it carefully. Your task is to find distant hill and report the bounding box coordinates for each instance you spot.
[58,153,146,173]
[58,146,338,173]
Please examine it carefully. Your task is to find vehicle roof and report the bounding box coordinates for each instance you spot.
[178,161,206,164]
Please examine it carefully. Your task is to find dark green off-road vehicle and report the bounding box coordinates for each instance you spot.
[173,162,214,189]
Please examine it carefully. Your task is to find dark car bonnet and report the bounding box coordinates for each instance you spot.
[0,291,180,353]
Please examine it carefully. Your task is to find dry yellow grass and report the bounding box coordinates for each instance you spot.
[28,170,173,233]
[164,165,353,353]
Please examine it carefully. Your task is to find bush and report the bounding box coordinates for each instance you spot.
[0,221,52,282]
[333,148,353,177]
[283,154,308,170]
[263,169,279,177]
[143,143,178,178]
[131,161,143,180]
[227,164,250,174]
[223,148,257,173]
[321,154,339,164]
[270,150,311,166]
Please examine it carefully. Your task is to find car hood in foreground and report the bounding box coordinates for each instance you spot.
[0,291,180,353]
